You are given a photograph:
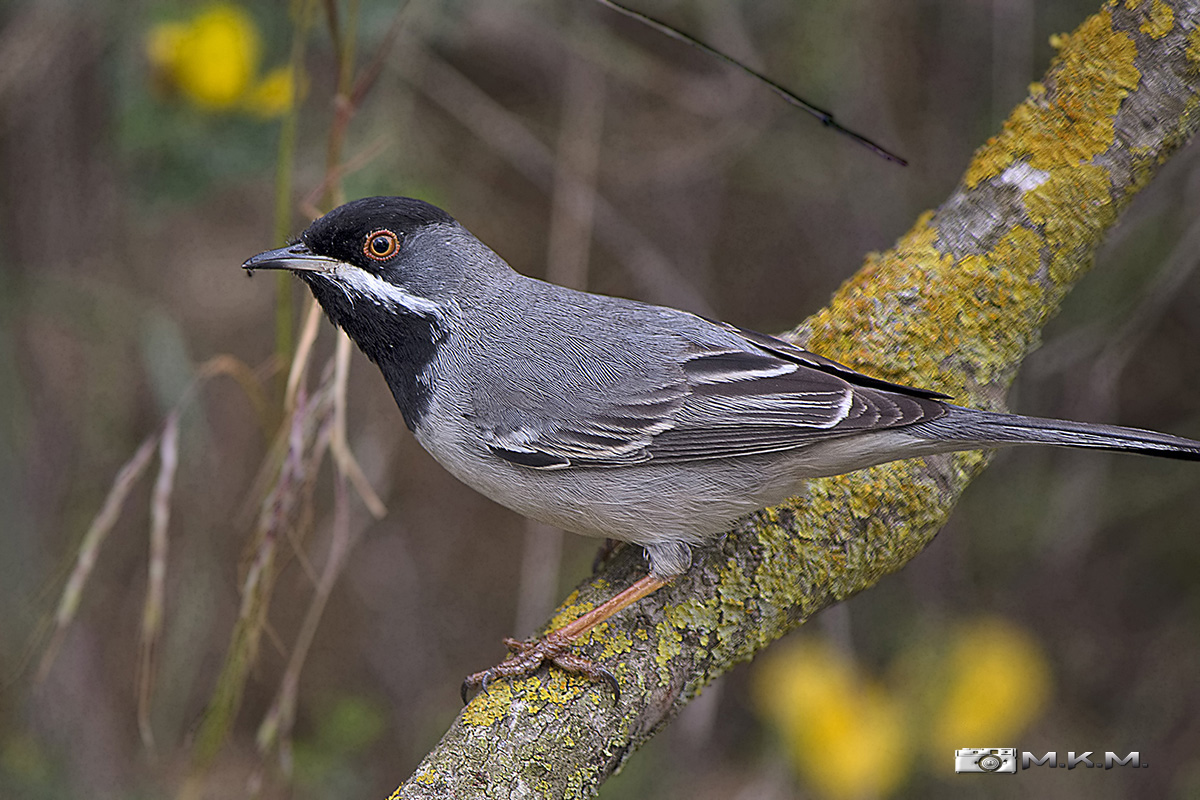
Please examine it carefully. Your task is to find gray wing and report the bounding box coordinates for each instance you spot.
[467,295,946,469]
[640,319,948,463]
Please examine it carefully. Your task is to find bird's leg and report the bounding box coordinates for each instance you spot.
[462,574,669,703]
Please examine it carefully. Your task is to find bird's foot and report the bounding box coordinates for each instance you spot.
[461,630,619,704]
[460,574,670,704]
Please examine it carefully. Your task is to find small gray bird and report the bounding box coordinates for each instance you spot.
[244,196,1200,697]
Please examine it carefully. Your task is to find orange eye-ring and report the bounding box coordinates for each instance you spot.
[364,229,400,261]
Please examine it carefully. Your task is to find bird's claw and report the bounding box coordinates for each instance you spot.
[461,631,620,704]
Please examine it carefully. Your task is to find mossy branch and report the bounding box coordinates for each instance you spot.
[389,2,1200,797]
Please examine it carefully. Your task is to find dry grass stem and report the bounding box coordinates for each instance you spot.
[285,297,324,412]
[38,432,161,682]
[256,470,361,773]
[136,409,180,753]
[189,380,335,771]
[332,332,388,518]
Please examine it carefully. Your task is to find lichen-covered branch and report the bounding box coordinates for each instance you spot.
[390,2,1200,797]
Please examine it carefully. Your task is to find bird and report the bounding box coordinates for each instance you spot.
[244,196,1200,700]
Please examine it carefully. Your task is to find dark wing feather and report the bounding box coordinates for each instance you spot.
[645,345,943,462]
[481,382,686,469]
[481,315,946,469]
[701,318,950,400]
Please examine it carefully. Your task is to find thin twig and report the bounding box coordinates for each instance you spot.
[300,134,391,218]
[348,0,407,109]
[592,0,907,165]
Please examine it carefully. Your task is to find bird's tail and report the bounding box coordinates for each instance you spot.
[908,405,1200,461]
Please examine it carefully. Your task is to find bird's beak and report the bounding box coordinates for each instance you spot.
[242,242,340,274]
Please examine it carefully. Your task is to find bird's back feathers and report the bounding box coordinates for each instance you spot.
[457,277,947,469]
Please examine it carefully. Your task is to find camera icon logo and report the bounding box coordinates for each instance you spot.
[955,747,1018,774]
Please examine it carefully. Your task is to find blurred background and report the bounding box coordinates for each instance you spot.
[2,0,1200,798]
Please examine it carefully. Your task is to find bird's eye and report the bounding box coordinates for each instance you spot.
[363,229,401,261]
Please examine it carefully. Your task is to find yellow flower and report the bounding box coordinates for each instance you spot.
[756,639,910,800]
[146,4,262,110]
[244,66,295,119]
[928,618,1051,754]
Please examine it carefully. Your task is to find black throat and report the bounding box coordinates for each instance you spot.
[303,276,440,432]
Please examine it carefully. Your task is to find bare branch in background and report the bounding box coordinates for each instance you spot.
[592,0,908,164]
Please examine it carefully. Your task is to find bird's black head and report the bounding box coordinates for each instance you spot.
[243,196,473,317]
[244,196,465,299]
[243,196,477,431]
[300,196,456,275]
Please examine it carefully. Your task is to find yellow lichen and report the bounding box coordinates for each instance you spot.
[598,623,635,658]
[965,10,1138,189]
[783,196,1054,606]
[461,664,619,727]
[410,767,440,786]
[803,210,1037,404]
[800,213,957,395]
[916,225,1047,387]
[1023,163,1114,286]
[1140,0,1173,37]
[532,671,588,705]
[654,617,685,669]
[545,589,592,632]
[460,680,516,727]
[1187,24,1200,63]
[753,523,814,608]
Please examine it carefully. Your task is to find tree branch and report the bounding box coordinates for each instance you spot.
[389,2,1200,797]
